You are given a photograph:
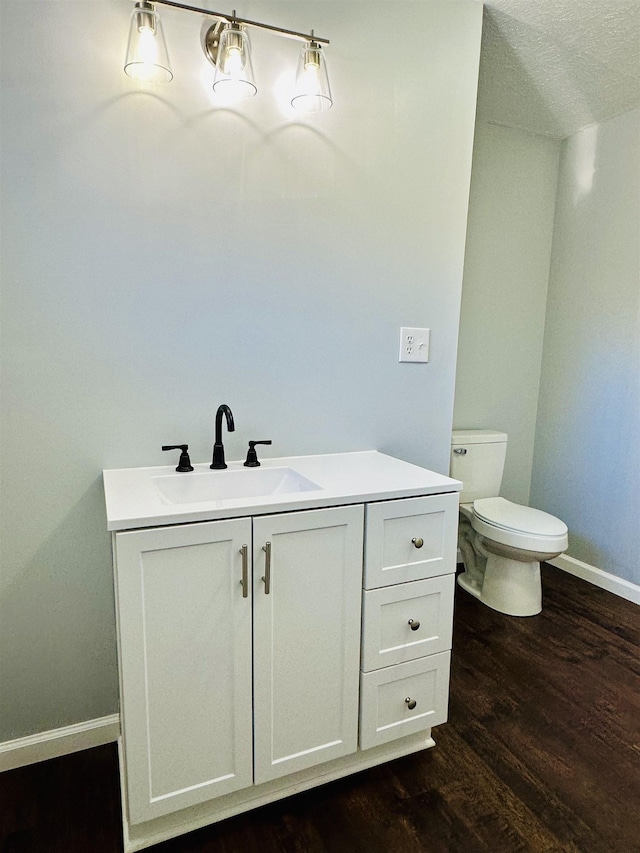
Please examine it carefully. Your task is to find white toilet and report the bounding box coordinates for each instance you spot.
[450,430,568,617]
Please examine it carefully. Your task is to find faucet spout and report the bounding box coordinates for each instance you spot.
[211,404,235,469]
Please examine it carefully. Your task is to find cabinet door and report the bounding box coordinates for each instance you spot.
[114,518,253,825]
[252,505,364,784]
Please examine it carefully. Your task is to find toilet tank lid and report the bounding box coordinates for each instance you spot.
[452,430,508,445]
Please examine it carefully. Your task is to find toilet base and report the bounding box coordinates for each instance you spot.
[458,554,542,617]
[457,571,482,600]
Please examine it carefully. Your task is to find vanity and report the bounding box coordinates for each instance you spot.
[103,450,461,852]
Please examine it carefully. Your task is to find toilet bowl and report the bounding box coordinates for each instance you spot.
[451,430,568,617]
[457,498,568,616]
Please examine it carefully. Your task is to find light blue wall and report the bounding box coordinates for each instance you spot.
[454,122,560,504]
[531,108,640,585]
[0,1,482,740]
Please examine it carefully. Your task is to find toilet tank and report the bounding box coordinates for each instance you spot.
[450,430,508,504]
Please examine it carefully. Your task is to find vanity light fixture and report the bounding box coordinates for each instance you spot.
[208,19,257,100]
[123,0,332,110]
[292,36,332,112]
[124,1,173,83]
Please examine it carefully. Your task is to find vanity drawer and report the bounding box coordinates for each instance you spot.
[361,575,454,672]
[359,652,451,750]
[364,494,458,589]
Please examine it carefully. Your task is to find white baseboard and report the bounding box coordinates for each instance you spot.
[549,554,640,605]
[0,713,120,773]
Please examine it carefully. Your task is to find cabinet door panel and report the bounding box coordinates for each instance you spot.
[115,519,253,824]
[364,494,458,589]
[361,575,455,671]
[359,651,451,749]
[253,505,364,784]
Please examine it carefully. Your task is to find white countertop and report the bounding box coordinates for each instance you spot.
[103,450,461,531]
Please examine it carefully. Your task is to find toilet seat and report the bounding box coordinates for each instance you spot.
[474,497,567,536]
[471,497,568,554]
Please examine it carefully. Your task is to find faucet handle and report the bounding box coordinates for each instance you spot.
[162,444,194,472]
[244,440,272,468]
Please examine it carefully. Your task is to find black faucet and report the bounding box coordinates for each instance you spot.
[211,404,235,469]
[244,440,272,467]
[162,444,194,472]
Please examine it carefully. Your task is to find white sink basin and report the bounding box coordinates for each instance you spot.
[152,466,322,505]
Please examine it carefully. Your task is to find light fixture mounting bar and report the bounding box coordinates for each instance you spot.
[150,0,329,44]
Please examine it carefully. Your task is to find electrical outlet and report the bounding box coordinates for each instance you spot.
[399,327,430,363]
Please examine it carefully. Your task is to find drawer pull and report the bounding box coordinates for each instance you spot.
[411,537,424,549]
[405,697,417,710]
[408,618,420,631]
[262,542,271,595]
[239,545,249,598]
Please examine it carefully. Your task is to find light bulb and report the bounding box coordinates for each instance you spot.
[304,46,321,72]
[136,28,159,75]
[223,46,244,76]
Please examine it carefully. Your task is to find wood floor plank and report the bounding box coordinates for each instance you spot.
[448,565,640,852]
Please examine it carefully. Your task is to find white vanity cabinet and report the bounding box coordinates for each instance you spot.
[104,450,461,851]
[113,504,364,827]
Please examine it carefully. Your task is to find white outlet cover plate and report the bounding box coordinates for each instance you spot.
[399,327,430,363]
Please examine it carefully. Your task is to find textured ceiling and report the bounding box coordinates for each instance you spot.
[476,0,640,138]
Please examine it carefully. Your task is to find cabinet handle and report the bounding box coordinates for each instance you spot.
[239,545,248,598]
[262,542,271,595]
[405,697,417,710]
[408,618,420,631]
[412,537,424,549]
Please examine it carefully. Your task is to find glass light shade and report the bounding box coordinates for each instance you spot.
[291,42,332,112]
[124,2,173,84]
[212,24,257,101]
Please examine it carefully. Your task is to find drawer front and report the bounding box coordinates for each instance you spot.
[361,575,454,672]
[364,494,459,589]
[359,652,451,750]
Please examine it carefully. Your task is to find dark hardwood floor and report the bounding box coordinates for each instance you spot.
[2,564,639,853]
